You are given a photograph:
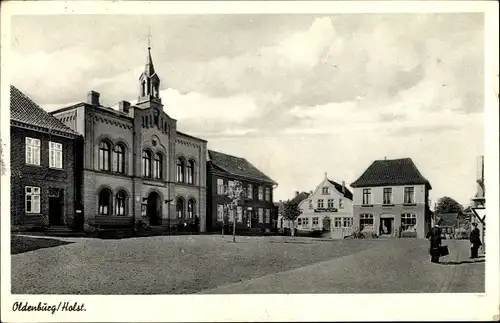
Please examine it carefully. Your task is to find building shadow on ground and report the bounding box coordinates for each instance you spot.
[11,235,74,255]
[440,259,485,265]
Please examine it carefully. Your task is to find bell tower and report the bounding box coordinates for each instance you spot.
[137,30,162,109]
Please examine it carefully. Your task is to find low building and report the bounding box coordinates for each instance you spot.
[296,173,353,239]
[436,213,459,239]
[206,149,278,233]
[276,191,311,231]
[10,85,82,230]
[350,158,432,238]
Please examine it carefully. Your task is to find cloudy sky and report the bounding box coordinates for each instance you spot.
[10,13,484,204]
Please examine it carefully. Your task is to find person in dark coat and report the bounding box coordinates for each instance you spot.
[469,222,482,258]
[426,224,442,263]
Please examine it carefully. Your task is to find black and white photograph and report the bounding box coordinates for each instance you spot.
[1,1,498,322]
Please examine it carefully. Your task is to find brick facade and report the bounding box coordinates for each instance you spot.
[10,126,79,229]
[207,173,276,232]
[51,48,208,232]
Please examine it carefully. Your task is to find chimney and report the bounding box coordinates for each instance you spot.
[342,181,346,194]
[295,191,299,197]
[87,90,100,106]
[118,100,131,114]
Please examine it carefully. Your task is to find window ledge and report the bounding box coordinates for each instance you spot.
[49,167,64,171]
[403,203,417,207]
[361,204,374,207]
[382,204,395,207]
[25,163,42,167]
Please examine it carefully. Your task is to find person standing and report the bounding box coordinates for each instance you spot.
[470,222,482,258]
[427,224,442,263]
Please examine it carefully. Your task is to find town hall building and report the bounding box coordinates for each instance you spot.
[50,45,208,232]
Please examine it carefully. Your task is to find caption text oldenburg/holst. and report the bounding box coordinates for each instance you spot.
[12,301,86,315]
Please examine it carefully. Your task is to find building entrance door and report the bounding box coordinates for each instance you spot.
[380,217,394,235]
[147,192,161,226]
[48,188,64,226]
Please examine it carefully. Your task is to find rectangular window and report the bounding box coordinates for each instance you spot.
[327,199,335,208]
[360,214,374,229]
[217,179,225,195]
[383,188,392,205]
[49,142,63,169]
[404,187,415,204]
[265,209,271,224]
[247,184,253,199]
[362,189,371,205]
[25,137,41,165]
[339,198,344,209]
[343,217,352,227]
[312,217,319,227]
[322,187,329,195]
[302,217,309,226]
[25,186,41,213]
[298,218,302,225]
[217,204,224,222]
[334,217,342,228]
[317,199,324,208]
[308,200,313,210]
[265,187,271,201]
[401,213,417,232]
[237,206,243,223]
[258,186,264,200]
[258,208,264,223]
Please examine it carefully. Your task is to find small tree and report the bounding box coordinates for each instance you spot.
[223,181,244,242]
[282,200,301,238]
[436,196,464,215]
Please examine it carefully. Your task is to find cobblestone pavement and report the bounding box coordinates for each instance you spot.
[200,239,485,294]
[11,235,484,294]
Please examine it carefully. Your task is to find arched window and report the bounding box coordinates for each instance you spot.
[176,198,185,219]
[113,144,125,173]
[187,160,195,184]
[188,199,196,219]
[98,188,112,215]
[116,191,127,216]
[176,158,185,183]
[142,150,151,177]
[99,141,111,171]
[153,153,162,179]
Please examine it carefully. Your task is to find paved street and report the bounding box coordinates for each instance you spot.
[11,235,484,294]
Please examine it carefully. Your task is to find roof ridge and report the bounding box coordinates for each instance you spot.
[10,85,80,136]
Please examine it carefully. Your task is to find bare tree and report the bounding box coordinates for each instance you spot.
[223,181,244,242]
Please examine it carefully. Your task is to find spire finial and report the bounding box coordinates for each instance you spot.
[147,26,152,51]
[324,171,328,179]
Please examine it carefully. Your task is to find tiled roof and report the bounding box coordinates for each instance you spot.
[328,179,353,200]
[10,85,79,136]
[437,213,459,227]
[208,150,277,185]
[291,192,310,204]
[351,158,431,189]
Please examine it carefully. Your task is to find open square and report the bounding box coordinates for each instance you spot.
[11,235,484,294]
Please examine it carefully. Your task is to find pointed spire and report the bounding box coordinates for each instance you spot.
[324,171,328,179]
[145,27,156,77]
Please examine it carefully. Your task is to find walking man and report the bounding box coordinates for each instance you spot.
[470,222,482,259]
[427,224,442,263]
